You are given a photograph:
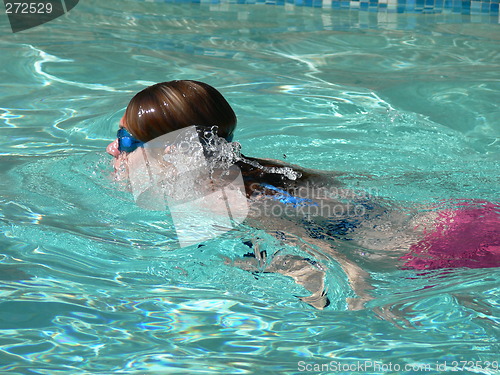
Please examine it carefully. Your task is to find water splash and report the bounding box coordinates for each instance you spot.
[199,126,302,181]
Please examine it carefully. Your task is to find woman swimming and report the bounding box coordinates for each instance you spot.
[107,80,500,311]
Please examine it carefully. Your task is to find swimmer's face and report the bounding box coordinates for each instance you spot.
[107,115,145,157]
[106,115,131,180]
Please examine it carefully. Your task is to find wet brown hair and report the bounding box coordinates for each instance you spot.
[124,80,237,142]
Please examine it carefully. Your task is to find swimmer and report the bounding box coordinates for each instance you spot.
[107,80,500,311]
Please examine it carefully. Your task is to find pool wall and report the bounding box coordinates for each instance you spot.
[140,0,499,15]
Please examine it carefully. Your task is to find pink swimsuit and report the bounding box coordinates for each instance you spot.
[400,201,500,270]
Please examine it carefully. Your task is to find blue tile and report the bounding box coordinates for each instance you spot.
[198,0,500,14]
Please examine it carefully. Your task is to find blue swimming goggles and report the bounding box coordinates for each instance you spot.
[117,126,233,153]
[117,128,144,153]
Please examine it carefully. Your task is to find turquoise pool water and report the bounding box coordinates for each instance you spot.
[1,1,499,374]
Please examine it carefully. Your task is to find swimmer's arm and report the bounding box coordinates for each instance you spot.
[289,233,374,310]
[243,212,374,309]
[328,247,374,310]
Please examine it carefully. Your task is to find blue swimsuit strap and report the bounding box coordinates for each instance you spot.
[261,183,318,207]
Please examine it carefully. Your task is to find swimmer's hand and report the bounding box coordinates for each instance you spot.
[227,248,330,310]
